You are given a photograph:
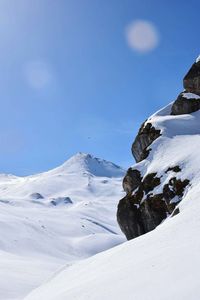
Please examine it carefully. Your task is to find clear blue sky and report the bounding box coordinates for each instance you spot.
[0,0,200,175]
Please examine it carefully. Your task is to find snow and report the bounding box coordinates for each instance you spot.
[25,104,200,300]
[182,92,200,99]
[24,200,200,300]
[196,54,200,63]
[0,153,125,300]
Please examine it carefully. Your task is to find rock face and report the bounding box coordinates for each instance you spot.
[171,92,200,115]
[122,168,141,194]
[131,122,161,162]
[117,57,200,240]
[183,60,200,95]
[117,168,189,240]
[170,59,200,115]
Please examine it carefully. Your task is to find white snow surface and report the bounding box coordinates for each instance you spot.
[196,54,200,62]
[182,92,200,99]
[0,152,125,300]
[25,104,200,300]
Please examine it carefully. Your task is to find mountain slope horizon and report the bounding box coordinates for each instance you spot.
[0,152,124,177]
[0,152,125,300]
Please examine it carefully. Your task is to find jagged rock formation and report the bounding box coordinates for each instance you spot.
[171,92,200,115]
[132,122,161,162]
[118,168,189,240]
[117,57,200,240]
[171,58,200,115]
[122,168,141,194]
[183,58,200,95]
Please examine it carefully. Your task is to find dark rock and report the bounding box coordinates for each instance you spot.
[166,166,181,173]
[140,194,167,233]
[142,173,161,194]
[171,207,180,217]
[168,177,189,197]
[132,122,161,162]
[117,193,168,240]
[101,180,108,184]
[50,197,73,206]
[183,60,200,95]
[117,171,189,240]
[30,193,44,200]
[117,59,196,240]
[118,172,165,240]
[163,184,176,204]
[123,168,142,194]
[117,196,144,240]
[171,92,200,115]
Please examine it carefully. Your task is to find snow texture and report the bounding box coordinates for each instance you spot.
[0,153,125,300]
[196,54,200,63]
[182,92,200,99]
[25,105,200,300]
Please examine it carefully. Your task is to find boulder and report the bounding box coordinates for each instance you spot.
[122,168,142,194]
[117,170,189,240]
[117,196,144,240]
[30,193,44,200]
[131,122,161,162]
[50,197,73,206]
[171,92,200,115]
[183,60,200,95]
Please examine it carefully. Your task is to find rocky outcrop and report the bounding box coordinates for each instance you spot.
[30,193,44,200]
[171,92,200,115]
[131,122,161,162]
[50,197,73,206]
[117,57,199,241]
[171,59,200,115]
[117,168,189,240]
[183,59,200,95]
[122,168,141,194]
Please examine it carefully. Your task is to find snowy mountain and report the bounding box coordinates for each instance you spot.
[0,152,125,300]
[24,58,200,300]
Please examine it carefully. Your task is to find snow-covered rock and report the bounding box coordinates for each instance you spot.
[118,58,200,240]
[171,92,200,115]
[0,153,125,300]
[183,58,200,95]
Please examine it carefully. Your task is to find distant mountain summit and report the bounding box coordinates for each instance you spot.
[0,153,124,201]
[56,152,124,177]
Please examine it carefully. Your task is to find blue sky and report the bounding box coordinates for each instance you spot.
[0,0,200,175]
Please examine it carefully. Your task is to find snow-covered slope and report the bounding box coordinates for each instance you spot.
[24,191,200,300]
[24,60,200,300]
[0,153,125,300]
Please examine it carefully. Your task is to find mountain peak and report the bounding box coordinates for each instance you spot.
[59,152,124,178]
